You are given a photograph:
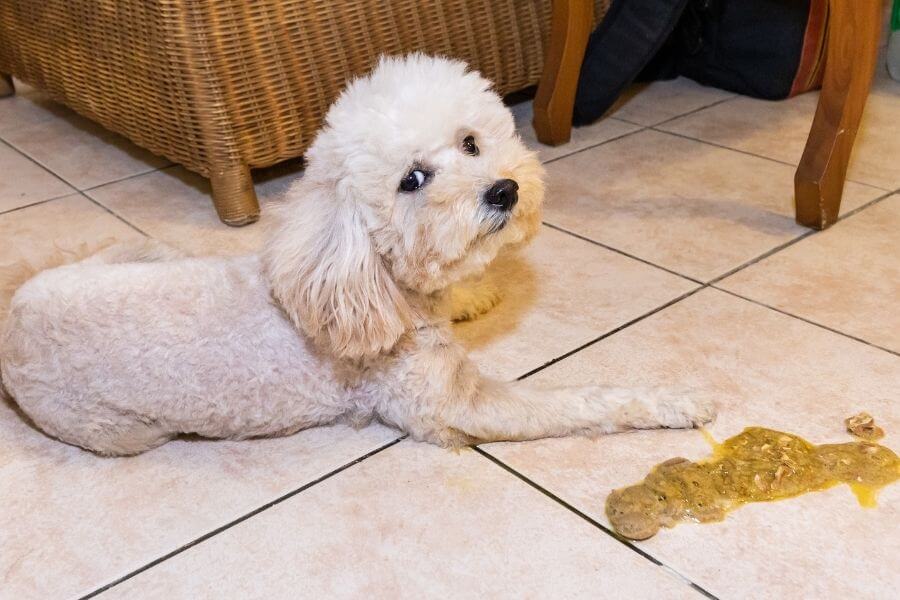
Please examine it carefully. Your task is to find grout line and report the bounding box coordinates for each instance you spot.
[1,137,86,190]
[652,128,805,168]
[831,186,900,221]
[648,128,892,192]
[688,584,719,600]
[78,191,150,237]
[2,129,174,193]
[708,186,899,287]
[705,230,817,286]
[606,116,640,125]
[605,116,644,127]
[541,222,705,285]
[0,137,75,191]
[542,126,648,165]
[0,191,80,217]
[82,163,180,194]
[515,285,705,381]
[711,286,900,358]
[471,447,654,556]
[79,435,406,599]
[472,446,719,599]
[605,94,737,129]
[649,95,738,128]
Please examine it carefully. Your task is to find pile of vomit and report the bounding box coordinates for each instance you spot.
[606,414,898,541]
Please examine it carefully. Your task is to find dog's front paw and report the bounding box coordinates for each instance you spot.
[649,391,716,429]
[450,279,502,322]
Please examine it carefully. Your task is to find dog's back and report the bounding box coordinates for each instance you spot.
[0,240,186,399]
[0,249,349,454]
[0,239,189,328]
[1,245,101,329]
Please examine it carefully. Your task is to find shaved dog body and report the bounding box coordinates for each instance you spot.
[0,55,714,456]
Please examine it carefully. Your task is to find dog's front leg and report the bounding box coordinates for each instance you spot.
[439,380,715,445]
[373,331,715,446]
[449,275,502,322]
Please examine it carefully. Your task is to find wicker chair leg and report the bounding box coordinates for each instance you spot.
[0,73,14,97]
[794,0,881,229]
[209,162,260,227]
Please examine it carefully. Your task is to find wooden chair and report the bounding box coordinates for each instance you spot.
[534,0,884,230]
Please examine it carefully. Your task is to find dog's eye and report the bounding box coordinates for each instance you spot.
[399,169,427,192]
[462,135,479,156]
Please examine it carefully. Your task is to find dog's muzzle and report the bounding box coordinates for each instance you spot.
[483,179,519,212]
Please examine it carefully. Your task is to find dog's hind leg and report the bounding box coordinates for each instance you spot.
[79,421,175,457]
[38,411,177,456]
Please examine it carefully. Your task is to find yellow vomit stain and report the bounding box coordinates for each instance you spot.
[606,427,900,540]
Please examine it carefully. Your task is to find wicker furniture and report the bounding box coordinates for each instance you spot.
[0,0,608,225]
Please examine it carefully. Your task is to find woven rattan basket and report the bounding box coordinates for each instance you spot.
[0,0,609,225]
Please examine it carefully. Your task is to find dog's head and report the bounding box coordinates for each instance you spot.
[266,54,544,359]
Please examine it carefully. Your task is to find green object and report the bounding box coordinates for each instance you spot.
[889,0,900,81]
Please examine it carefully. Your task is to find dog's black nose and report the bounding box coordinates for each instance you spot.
[484,179,519,212]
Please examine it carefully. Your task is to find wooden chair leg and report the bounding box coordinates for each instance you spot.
[0,73,14,97]
[533,0,594,146]
[209,162,260,227]
[794,0,882,229]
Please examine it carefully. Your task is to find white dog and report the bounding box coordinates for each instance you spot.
[0,55,714,456]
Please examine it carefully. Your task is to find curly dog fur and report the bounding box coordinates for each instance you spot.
[0,55,714,456]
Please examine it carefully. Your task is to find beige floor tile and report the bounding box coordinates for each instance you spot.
[86,165,301,256]
[0,194,142,264]
[660,68,900,190]
[660,92,816,166]
[719,194,900,353]
[485,288,900,599]
[0,143,74,212]
[103,441,698,600]
[608,77,735,126]
[456,226,697,381]
[0,80,69,137]
[0,395,398,599]
[512,100,641,162]
[542,129,883,281]
[3,111,170,190]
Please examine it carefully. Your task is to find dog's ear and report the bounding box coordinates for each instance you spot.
[264,181,413,360]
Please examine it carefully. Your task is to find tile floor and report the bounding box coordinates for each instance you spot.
[1,62,898,600]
